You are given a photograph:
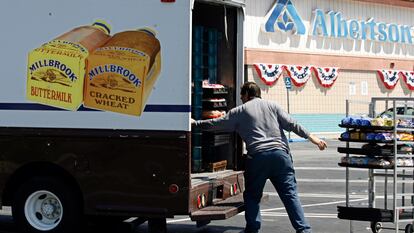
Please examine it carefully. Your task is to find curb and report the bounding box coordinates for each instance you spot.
[288,138,308,143]
[288,137,327,143]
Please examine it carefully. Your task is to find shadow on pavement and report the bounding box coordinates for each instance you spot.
[135,224,244,233]
[0,214,245,233]
[0,215,16,232]
[86,221,244,233]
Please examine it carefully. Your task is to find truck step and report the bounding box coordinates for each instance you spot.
[190,193,244,221]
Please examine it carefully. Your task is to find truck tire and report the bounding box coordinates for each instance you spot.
[12,176,82,233]
[370,222,382,233]
[405,224,414,233]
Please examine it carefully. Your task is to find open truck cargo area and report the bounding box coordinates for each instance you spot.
[0,0,245,232]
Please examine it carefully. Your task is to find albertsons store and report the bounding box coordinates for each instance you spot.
[244,0,414,135]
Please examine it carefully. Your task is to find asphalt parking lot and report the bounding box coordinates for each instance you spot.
[154,139,408,233]
[0,139,405,233]
[159,138,372,233]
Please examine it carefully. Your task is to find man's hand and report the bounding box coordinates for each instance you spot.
[191,118,196,125]
[308,134,327,150]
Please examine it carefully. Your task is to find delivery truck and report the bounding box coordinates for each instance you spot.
[0,0,246,232]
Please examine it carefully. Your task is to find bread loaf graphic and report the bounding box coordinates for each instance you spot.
[84,28,162,116]
[51,20,111,53]
[27,20,111,111]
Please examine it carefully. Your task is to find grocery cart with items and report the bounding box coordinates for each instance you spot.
[337,97,414,233]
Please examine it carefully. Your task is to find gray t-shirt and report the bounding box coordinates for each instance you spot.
[194,98,310,155]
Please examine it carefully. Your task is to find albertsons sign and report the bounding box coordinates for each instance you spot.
[264,0,413,44]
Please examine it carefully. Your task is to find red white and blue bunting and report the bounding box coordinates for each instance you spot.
[286,65,312,87]
[253,64,414,91]
[253,64,341,88]
[253,63,285,86]
[377,70,400,90]
[312,67,340,88]
[400,71,414,90]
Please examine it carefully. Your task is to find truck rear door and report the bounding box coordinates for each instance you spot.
[189,0,247,222]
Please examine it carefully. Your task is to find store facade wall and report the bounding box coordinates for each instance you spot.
[244,0,414,134]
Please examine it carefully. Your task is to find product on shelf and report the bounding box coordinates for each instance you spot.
[202,80,225,89]
[202,98,226,102]
[341,132,414,142]
[371,117,394,127]
[361,143,381,151]
[375,133,393,141]
[340,156,414,168]
[366,133,377,141]
[341,116,372,126]
[202,98,227,108]
[397,119,414,128]
[197,80,231,171]
[340,156,391,168]
[361,143,382,157]
[399,144,413,153]
[394,158,414,167]
[341,116,399,127]
[397,132,414,141]
[201,81,228,119]
[350,132,360,140]
[340,132,350,139]
[202,110,226,119]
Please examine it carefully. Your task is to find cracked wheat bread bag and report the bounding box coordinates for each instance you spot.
[84,28,161,116]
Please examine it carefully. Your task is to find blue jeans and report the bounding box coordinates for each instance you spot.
[243,149,311,233]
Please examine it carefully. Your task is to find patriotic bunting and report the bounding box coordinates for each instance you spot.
[377,70,400,90]
[253,64,414,92]
[253,63,285,86]
[400,71,414,90]
[253,64,341,88]
[286,65,312,87]
[312,67,340,88]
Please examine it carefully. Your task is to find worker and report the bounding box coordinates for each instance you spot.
[192,81,327,233]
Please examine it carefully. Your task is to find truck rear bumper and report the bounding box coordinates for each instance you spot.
[190,193,244,221]
[189,170,245,221]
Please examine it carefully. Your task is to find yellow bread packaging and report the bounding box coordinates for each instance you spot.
[26,21,111,110]
[84,28,161,116]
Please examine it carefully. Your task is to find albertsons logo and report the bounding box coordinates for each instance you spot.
[264,0,306,35]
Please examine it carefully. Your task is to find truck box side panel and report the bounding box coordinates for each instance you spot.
[0,0,191,131]
[0,129,191,216]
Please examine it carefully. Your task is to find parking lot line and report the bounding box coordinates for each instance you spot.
[263,192,367,199]
[261,212,338,218]
[260,198,368,212]
[166,197,368,224]
[295,167,344,171]
[296,178,367,183]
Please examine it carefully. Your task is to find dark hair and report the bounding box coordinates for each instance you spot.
[241,82,261,99]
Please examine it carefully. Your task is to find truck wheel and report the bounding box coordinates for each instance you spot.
[148,218,167,233]
[12,177,82,233]
[405,224,414,233]
[371,222,382,233]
